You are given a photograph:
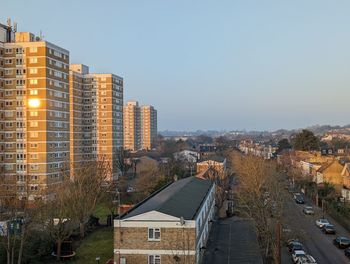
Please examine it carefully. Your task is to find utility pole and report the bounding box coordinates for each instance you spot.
[276,221,281,264]
[322,199,325,219]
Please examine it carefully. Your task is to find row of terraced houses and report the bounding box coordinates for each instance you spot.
[282,150,350,202]
[0,21,157,200]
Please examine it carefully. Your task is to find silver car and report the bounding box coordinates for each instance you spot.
[303,206,314,215]
[315,219,330,228]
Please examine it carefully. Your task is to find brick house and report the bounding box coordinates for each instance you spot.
[341,163,350,201]
[316,160,344,191]
[114,176,216,264]
[196,157,226,175]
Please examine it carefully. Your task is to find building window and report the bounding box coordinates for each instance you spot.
[29,47,37,53]
[30,132,39,138]
[30,164,39,170]
[120,257,126,264]
[148,228,161,241]
[30,154,38,159]
[30,185,38,191]
[30,89,38,95]
[29,68,38,74]
[29,58,38,64]
[148,255,161,264]
[30,121,38,127]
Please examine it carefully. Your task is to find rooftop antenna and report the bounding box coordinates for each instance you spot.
[39,30,44,40]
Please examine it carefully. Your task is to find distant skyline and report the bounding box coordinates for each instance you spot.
[2,0,350,131]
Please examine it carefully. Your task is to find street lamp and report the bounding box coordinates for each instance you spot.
[95,257,100,264]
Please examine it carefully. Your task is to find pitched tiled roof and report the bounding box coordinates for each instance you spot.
[316,161,333,173]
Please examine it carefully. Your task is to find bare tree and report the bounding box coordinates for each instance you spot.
[0,174,40,264]
[114,148,132,177]
[230,151,285,263]
[135,168,164,197]
[39,180,77,260]
[69,159,110,238]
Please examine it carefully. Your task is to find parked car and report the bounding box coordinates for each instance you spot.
[288,240,304,252]
[303,206,314,215]
[322,224,335,234]
[286,238,300,246]
[292,250,306,263]
[315,219,330,228]
[293,192,301,199]
[333,236,350,248]
[345,248,350,258]
[295,195,305,204]
[297,254,317,264]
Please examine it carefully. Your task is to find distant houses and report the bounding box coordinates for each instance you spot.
[282,150,350,201]
[238,140,277,160]
[173,150,200,163]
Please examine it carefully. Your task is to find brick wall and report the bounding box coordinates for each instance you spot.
[114,254,196,264]
[114,227,196,264]
[114,227,196,250]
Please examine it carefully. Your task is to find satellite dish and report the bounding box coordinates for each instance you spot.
[180,217,185,226]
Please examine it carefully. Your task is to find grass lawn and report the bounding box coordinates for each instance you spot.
[70,227,113,264]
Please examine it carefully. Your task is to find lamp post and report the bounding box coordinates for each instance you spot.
[114,187,121,264]
[322,199,325,219]
[95,257,100,264]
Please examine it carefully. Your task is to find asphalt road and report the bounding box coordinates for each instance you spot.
[282,193,350,264]
[203,217,263,264]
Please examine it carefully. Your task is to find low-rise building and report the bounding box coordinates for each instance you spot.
[315,160,344,191]
[114,176,215,264]
[341,163,350,201]
[174,150,200,163]
[196,157,226,175]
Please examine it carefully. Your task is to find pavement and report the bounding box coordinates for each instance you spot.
[202,217,263,264]
[281,192,350,264]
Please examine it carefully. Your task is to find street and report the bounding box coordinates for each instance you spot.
[282,193,350,264]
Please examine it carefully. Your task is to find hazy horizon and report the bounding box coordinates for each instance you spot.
[158,122,350,133]
[2,0,350,131]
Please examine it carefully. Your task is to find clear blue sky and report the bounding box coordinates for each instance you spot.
[2,0,350,131]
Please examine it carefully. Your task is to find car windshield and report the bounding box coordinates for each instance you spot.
[305,206,312,209]
[293,245,303,249]
[320,219,329,223]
